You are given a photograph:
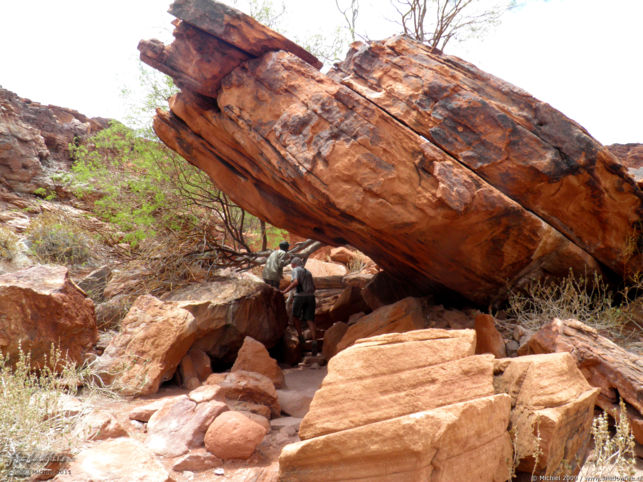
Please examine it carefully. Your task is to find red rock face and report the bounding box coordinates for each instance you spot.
[0,87,109,193]
[140,0,642,304]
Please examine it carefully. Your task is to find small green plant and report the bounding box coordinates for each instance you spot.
[26,212,93,265]
[32,187,56,201]
[579,399,636,478]
[0,227,19,260]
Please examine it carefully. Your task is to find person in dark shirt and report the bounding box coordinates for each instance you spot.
[282,256,318,355]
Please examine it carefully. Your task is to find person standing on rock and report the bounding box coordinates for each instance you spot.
[282,256,318,355]
[262,241,290,288]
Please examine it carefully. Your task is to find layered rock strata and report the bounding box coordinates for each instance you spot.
[280,329,513,480]
[0,87,108,193]
[279,329,600,479]
[140,0,642,304]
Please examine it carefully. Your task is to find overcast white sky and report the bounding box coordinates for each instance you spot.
[1,0,640,145]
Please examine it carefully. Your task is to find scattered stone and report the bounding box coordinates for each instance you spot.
[179,347,212,389]
[276,389,315,419]
[146,396,227,457]
[321,322,348,360]
[188,384,224,404]
[129,396,183,423]
[328,285,370,324]
[204,411,266,460]
[171,449,220,472]
[75,265,112,303]
[335,297,426,353]
[219,370,280,418]
[56,438,172,482]
[74,410,128,442]
[225,399,271,420]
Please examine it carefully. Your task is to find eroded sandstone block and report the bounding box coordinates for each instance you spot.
[494,353,600,475]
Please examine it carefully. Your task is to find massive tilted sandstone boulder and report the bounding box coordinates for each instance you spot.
[520,318,643,445]
[96,295,197,395]
[0,265,97,368]
[140,0,641,305]
[163,273,288,363]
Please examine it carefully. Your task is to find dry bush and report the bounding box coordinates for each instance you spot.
[0,344,122,479]
[0,347,84,479]
[507,271,643,353]
[25,212,94,266]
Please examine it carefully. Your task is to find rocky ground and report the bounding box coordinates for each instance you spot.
[56,365,327,482]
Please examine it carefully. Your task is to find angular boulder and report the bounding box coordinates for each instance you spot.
[494,353,600,476]
[281,395,512,482]
[519,318,643,445]
[95,295,197,395]
[163,273,287,363]
[0,265,97,368]
[474,313,507,358]
[219,370,280,418]
[335,296,426,353]
[231,336,285,388]
[138,0,642,305]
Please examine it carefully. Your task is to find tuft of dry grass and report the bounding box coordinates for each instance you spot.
[0,226,19,260]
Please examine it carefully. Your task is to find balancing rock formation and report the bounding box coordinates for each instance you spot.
[139,0,642,305]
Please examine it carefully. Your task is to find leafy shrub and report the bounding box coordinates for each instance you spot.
[69,121,213,247]
[0,227,19,260]
[26,212,93,265]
